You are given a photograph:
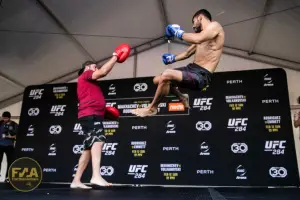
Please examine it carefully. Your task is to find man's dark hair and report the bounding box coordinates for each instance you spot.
[78,61,96,76]
[192,9,212,22]
[2,111,11,118]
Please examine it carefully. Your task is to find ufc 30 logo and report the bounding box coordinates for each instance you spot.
[28,108,40,116]
[50,105,66,116]
[265,141,286,155]
[49,125,62,135]
[133,83,148,92]
[29,89,44,99]
[231,143,248,153]
[193,98,213,111]
[128,165,148,179]
[196,121,212,131]
[106,102,117,107]
[102,143,118,156]
[269,167,287,178]
[100,166,114,176]
[227,118,248,132]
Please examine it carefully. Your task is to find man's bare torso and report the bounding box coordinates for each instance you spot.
[194,23,225,73]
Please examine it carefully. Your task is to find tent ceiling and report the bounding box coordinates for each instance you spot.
[0,0,300,109]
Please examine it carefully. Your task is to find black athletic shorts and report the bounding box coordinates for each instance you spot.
[78,115,106,150]
[172,63,212,90]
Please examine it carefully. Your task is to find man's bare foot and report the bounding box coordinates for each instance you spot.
[90,177,112,187]
[70,182,92,189]
[131,107,158,117]
[180,94,190,109]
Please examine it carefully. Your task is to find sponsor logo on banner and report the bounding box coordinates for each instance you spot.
[128,165,148,179]
[193,98,213,111]
[28,108,40,116]
[132,125,147,130]
[72,164,78,177]
[73,145,84,155]
[133,83,148,92]
[117,102,148,114]
[225,95,246,111]
[231,143,248,154]
[226,79,243,84]
[168,103,184,112]
[262,99,279,104]
[50,105,66,116]
[48,144,56,156]
[108,84,116,95]
[196,121,212,131]
[103,121,119,136]
[199,142,210,156]
[236,165,247,180]
[106,102,117,107]
[163,146,179,151]
[160,164,181,180]
[264,140,286,155]
[269,167,287,178]
[131,141,146,157]
[29,89,44,100]
[197,169,215,175]
[227,118,248,132]
[43,168,57,173]
[49,125,62,135]
[21,148,34,152]
[264,74,274,87]
[100,166,114,176]
[73,123,83,135]
[53,86,68,99]
[264,116,281,132]
[102,143,118,156]
[26,125,34,136]
[166,120,176,134]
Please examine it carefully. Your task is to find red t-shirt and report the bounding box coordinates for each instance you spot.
[77,70,106,119]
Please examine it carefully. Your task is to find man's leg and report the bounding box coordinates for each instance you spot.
[71,150,92,189]
[132,69,183,117]
[4,146,14,181]
[0,147,4,179]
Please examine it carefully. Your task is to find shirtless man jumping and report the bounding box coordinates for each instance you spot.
[132,9,225,117]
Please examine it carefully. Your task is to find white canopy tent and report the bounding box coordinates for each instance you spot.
[0,0,300,110]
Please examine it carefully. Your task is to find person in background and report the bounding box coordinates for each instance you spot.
[0,111,18,182]
[294,111,300,140]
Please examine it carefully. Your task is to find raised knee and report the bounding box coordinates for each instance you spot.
[160,69,173,82]
[153,76,160,85]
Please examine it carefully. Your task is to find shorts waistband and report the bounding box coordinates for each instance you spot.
[187,63,213,75]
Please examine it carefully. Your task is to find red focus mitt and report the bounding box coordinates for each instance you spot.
[113,43,131,63]
[104,106,120,120]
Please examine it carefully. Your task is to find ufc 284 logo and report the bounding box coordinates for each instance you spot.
[29,89,44,99]
[227,118,248,132]
[265,140,286,155]
[128,165,148,179]
[102,143,118,156]
[50,105,66,116]
[193,98,213,111]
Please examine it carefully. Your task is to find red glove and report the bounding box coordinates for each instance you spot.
[113,43,131,63]
[104,106,120,120]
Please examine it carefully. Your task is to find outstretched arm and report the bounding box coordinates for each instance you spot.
[182,22,220,44]
[91,56,118,80]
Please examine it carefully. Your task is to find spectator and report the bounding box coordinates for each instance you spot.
[294,111,300,128]
[0,111,18,182]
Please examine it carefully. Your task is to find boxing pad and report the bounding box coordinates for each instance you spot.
[104,106,120,120]
[113,43,131,63]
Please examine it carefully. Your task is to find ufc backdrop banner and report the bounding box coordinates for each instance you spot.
[15,68,300,187]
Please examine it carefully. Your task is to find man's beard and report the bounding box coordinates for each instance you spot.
[194,24,202,33]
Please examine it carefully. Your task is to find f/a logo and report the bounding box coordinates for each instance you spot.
[73,145,84,154]
[100,166,114,176]
[128,165,148,179]
[108,84,116,95]
[231,143,248,154]
[49,125,62,135]
[196,121,212,131]
[102,143,118,156]
[269,167,287,178]
[134,83,148,92]
[50,105,66,116]
[227,118,248,132]
[193,98,213,111]
[265,141,286,155]
[29,89,44,100]
[28,108,40,116]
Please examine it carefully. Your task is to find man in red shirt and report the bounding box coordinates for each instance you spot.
[71,44,130,189]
